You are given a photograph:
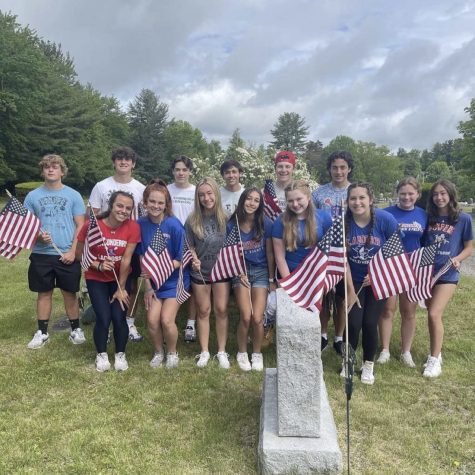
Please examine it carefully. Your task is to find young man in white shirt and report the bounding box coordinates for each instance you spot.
[167,156,197,342]
[312,150,353,354]
[89,147,145,341]
[219,159,244,218]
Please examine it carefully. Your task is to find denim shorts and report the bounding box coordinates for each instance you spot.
[232,263,269,289]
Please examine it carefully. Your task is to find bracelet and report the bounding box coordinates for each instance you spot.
[97,262,103,272]
[268,278,275,283]
[145,288,154,294]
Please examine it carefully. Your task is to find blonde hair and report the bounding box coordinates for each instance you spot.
[39,154,68,177]
[282,180,317,251]
[188,177,227,240]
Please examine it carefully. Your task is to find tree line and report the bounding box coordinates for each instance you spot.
[1,11,474,199]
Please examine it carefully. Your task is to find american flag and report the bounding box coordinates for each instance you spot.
[431,258,453,287]
[263,179,282,221]
[368,231,416,300]
[406,244,438,302]
[138,202,147,218]
[81,210,104,270]
[142,226,174,289]
[0,196,41,259]
[176,239,193,304]
[279,225,333,313]
[322,216,345,294]
[210,224,245,282]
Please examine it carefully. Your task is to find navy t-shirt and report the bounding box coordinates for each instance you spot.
[384,205,427,252]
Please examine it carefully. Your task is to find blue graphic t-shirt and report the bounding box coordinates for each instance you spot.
[384,205,427,252]
[312,183,349,218]
[24,185,86,255]
[136,215,189,298]
[423,212,473,283]
[227,217,273,268]
[272,209,332,272]
[347,208,398,283]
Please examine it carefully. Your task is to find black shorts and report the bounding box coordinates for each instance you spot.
[190,275,230,286]
[28,253,81,293]
[130,253,141,279]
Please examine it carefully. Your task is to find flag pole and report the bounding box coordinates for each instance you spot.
[5,190,64,257]
[129,277,143,317]
[186,236,207,285]
[341,202,353,475]
[235,214,253,315]
[87,203,124,298]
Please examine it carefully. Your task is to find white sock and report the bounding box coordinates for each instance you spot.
[321,333,328,339]
[126,317,135,327]
[186,319,195,328]
[334,336,343,342]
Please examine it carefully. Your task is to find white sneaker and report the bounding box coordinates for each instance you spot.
[236,352,251,371]
[195,351,210,368]
[69,328,86,345]
[27,330,49,349]
[423,356,442,378]
[166,352,179,369]
[215,351,230,369]
[128,324,144,342]
[400,351,416,368]
[251,353,264,371]
[376,349,390,364]
[423,353,442,368]
[95,352,111,372]
[361,361,375,385]
[114,352,129,371]
[150,351,165,368]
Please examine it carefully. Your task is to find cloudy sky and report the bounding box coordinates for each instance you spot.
[2,0,475,150]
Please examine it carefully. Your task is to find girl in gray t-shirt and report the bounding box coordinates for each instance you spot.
[184,178,231,369]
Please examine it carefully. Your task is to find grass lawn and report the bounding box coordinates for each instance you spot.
[0,252,474,474]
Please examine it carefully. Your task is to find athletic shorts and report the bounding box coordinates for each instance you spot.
[28,253,81,293]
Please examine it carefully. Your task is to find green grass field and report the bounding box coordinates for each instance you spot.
[0,252,474,474]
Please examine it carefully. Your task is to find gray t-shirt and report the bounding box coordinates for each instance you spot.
[185,215,225,281]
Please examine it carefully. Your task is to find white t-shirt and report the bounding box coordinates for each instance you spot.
[274,182,287,211]
[167,183,196,225]
[89,176,145,219]
[220,185,244,218]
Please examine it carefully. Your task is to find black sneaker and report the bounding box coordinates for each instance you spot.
[333,340,343,355]
[321,336,328,351]
[184,326,196,343]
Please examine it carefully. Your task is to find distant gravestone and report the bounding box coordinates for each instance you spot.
[258,289,342,474]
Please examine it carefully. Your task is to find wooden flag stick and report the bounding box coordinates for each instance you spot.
[235,215,254,315]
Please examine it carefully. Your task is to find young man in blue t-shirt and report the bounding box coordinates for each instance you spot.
[24,154,86,349]
[312,151,353,354]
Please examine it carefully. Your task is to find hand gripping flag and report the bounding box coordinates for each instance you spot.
[176,239,193,304]
[322,216,345,294]
[368,231,416,300]
[406,243,438,302]
[431,258,454,287]
[263,179,282,221]
[279,225,333,313]
[142,226,175,290]
[210,225,245,282]
[81,210,104,270]
[0,196,41,259]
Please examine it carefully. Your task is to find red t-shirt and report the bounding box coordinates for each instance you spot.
[78,219,141,282]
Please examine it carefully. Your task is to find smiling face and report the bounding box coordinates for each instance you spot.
[113,156,134,176]
[145,190,166,221]
[243,190,261,216]
[222,166,242,190]
[198,183,216,211]
[348,186,373,218]
[397,184,419,210]
[432,184,450,212]
[286,189,310,217]
[329,158,351,188]
[172,161,192,186]
[275,162,294,186]
[110,194,134,223]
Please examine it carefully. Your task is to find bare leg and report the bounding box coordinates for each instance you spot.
[61,289,79,319]
[37,291,53,320]
[160,298,181,353]
[399,293,417,353]
[193,283,212,352]
[147,298,165,352]
[212,281,230,353]
[250,287,267,353]
[378,295,397,351]
[235,286,252,353]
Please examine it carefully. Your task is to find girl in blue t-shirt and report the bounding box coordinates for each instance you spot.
[342,182,398,385]
[272,180,332,278]
[228,187,275,372]
[421,179,473,378]
[377,177,427,368]
[137,180,189,370]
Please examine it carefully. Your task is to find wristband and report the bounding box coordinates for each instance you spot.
[268,278,275,283]
[145,288,154,294]
[98,262,103,272]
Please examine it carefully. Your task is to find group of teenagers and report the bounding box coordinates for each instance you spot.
[22,147,473,384]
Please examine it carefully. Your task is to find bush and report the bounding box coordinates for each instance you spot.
[14,182,44,198]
